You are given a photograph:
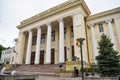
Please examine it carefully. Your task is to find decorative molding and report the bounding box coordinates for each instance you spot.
[114,17,120,20]
[71,11,83,18]
[106,19,112,23]
[46,22,51,26]
[36,26,41,30]
[19,31,23,34]
[87,7,120,21]
[28,29,32,33]
[88,23,94,28]
[17,0,90,29]
[58,18,63,22]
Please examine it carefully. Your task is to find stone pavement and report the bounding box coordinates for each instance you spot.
[38,75,82,80]
[37,76,119,80]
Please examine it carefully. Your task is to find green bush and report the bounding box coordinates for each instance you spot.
[80,67,100,73]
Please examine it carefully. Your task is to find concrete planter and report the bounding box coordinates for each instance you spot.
[55,72,73,77]
[0,74,38,80]
[85,77,119,80]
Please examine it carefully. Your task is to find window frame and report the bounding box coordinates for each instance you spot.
[99,23,104,32]
[32,35,37,45]
[64,28,66,39]
[71,26,74,38]
[51,31,55,42]
[41,34,46,44]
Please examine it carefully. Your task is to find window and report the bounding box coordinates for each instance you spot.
[64,28,66,39]
[41,34,45,43]
[32,35,37,45]
[99,23,104,32]
[64,47,67,61]
[72,45,75,61]
[71,26,74,38]
[51,31,55,42]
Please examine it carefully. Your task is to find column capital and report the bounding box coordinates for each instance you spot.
[28,29,32,33]
[71,11,82,18]
[19,31,24,34]
[90,24,94,27]
[106,19,112,23]
[71,14,75,18]
[46,22,51,26]
[58,18,63,22]
[88,23,94,28]
[114,17,120,20]
[37,26,41,30]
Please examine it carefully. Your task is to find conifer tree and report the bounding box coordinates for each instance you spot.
[0,44,6,58]
[96,34,120,77]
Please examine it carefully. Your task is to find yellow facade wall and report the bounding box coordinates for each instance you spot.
[14,0,120,65]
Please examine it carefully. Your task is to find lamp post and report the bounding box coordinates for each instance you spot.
[76,38,85,80]
[59,63,63,78]
[92,63,96,76]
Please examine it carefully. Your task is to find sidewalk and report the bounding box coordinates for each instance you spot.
[38,76,82,80]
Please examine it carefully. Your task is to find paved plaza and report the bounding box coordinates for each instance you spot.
[38,76,82,80]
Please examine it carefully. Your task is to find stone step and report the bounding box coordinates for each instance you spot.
[6,64,66,76]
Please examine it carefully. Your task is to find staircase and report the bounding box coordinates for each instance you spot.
[5,64,66,76]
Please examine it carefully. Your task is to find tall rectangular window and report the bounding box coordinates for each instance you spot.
[64,28,66,39]
[99,23,104,32]
[71,26,74,38]
[72,45,75,61]
[51,31,55,42]
[32,35,37,45]
[64,47,67,61]
[41,34,45,43]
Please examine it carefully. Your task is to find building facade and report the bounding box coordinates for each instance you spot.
[0,47,15,64]
[15,0,120,65]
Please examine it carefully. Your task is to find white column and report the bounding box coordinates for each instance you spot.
[10,50,13,64]
[25,30,32,64]
[35,27,41,64]
[46,23,52,64]
[114,17,120,51]
[1,52,5,63]
[59,19,65,63]
[106,19,116,50]
[17,31,26,64]
[90,24,97,63]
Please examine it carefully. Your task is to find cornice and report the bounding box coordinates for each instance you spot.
[87,7,120,21]
[17,0,91,29]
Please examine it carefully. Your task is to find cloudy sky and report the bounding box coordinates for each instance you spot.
[0,0,120,47]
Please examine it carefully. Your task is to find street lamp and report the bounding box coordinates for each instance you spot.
[76,38,85,80]
[92,63,96,76]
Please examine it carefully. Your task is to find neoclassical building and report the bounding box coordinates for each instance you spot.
[0,47,15,64]
[15,0,120,65]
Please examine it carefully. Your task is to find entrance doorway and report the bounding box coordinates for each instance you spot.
[31,52,35,65]
[51,49,55,64]
[64,47,67,61]
[40,50,44,64]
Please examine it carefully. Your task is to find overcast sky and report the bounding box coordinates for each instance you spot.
[0,0,120,47]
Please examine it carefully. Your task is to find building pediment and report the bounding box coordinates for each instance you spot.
[17,0,90,29]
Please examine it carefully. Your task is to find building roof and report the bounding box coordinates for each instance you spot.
[87,7,120,21]
[17,0,91,29]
